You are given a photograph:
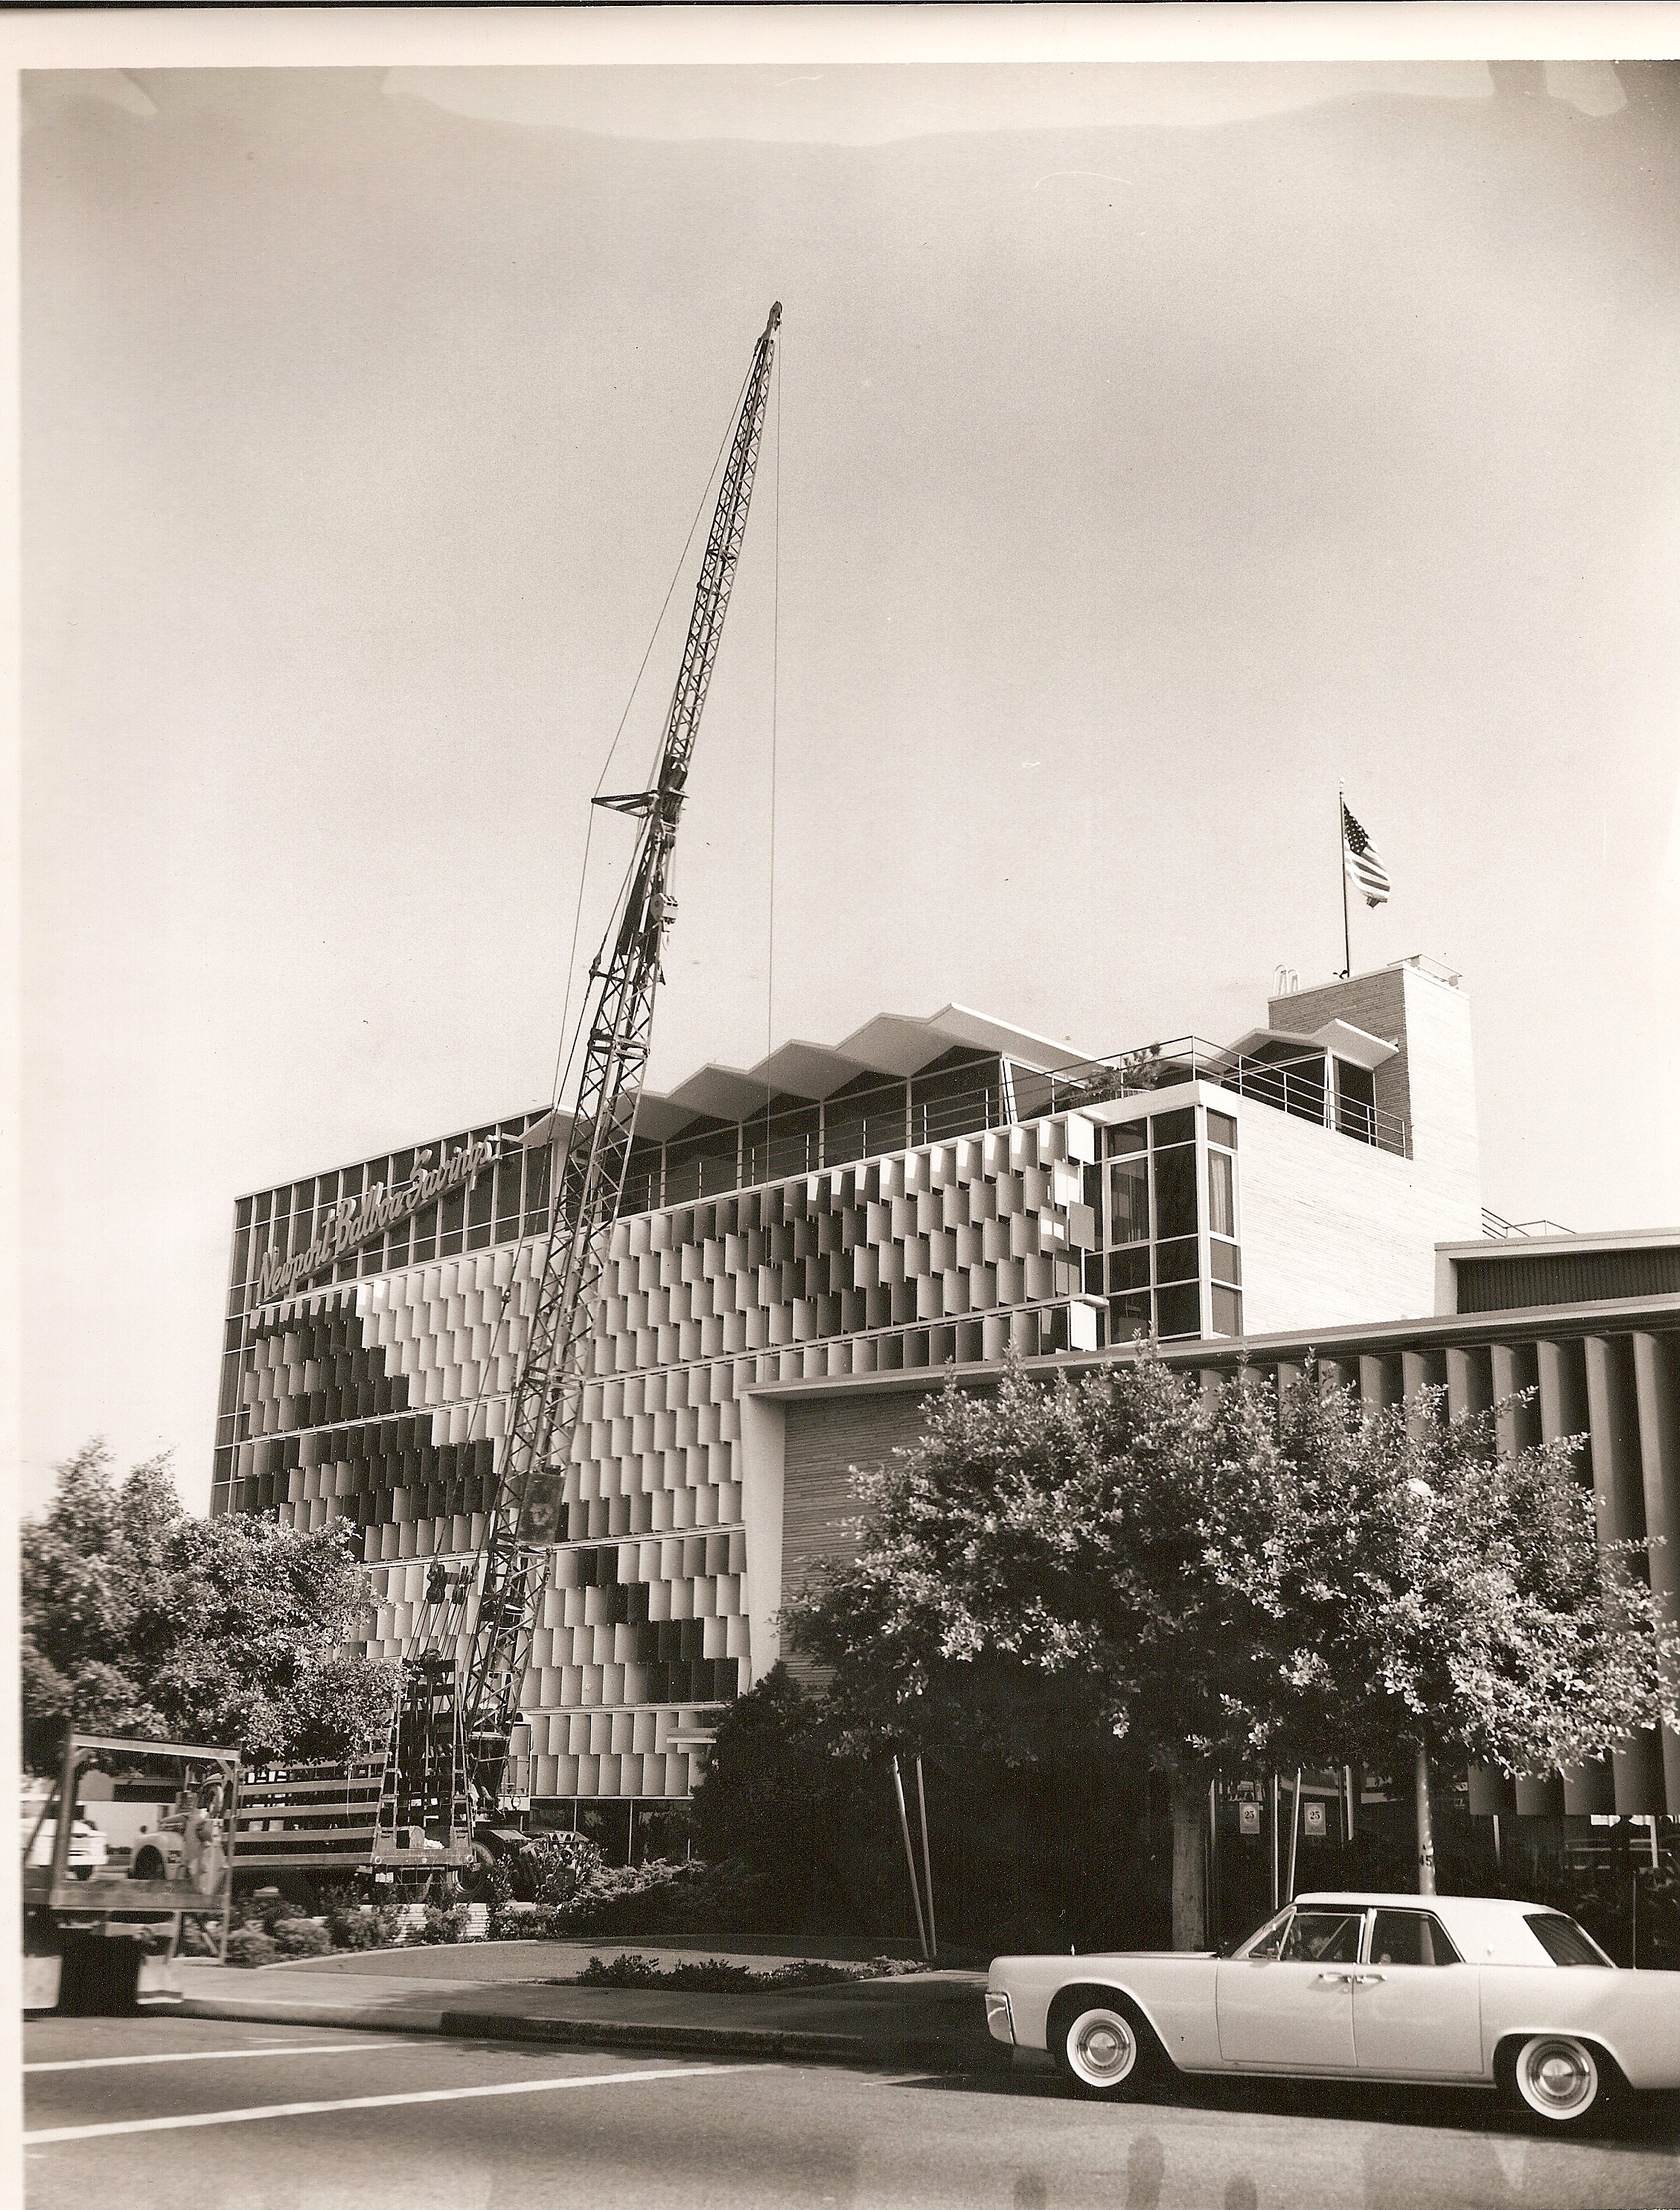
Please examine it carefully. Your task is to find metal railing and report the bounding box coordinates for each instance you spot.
[1481,1209,1572,1239]
[616,1036,1409,1214]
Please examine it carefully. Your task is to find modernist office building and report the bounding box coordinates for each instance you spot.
[215,957,1679,1819]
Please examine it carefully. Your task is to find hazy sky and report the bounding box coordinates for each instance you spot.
[18,57,1678,1515]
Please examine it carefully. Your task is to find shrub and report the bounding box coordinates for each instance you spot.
[572,1951,914,1992]
[560,1856,692,1935]
[225,1928,278,1969]
[325,1908,386,1953]
[271,1919,333,1960]
[234,1893,308,1937]
[401,1903,482,1946]
[579,1952,757,1990]
[506,1831,604,1906]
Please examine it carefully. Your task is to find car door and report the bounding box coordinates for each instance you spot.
[1350,1909,1483,2079]
[1216,1908,1363,2069]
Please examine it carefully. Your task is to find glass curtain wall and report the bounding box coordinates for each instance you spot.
[1102,1101,1242,1346]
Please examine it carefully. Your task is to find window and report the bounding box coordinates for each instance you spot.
[1369,1911,1461,1967]
[1207,1150,1236,1240]
[1155,1282,1200,1339]
[1240,1909,1292,1959]
[1279,1911,1364,1965]
[1208,1109,1238,1151]
[1109,1120,1147,1157]
[1154,1236,1199,1286]
[1108,1157,1149,1242]
[1154,1148,1197,1239]
[1526,1913,1614,1968]
[1151,1108,1196,1149]
[1210,1285,1244,1337]
[1210,1240,1242,1286]
[1108,1291,1151,1342]
[1108,1248,1149,1294]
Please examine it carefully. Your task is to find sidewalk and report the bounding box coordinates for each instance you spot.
[176,1941,1002,2073]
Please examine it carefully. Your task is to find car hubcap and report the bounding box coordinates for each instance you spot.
[1522,2039,1596,2116]
[1072,2011,1135,2084]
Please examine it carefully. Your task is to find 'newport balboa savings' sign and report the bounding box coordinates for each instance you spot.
[253,1137,498,1306]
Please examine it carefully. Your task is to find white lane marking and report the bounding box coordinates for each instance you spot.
[27,2043,408,2073]
[25,2062,761,2143]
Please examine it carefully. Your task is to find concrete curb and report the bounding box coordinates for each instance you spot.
[441,2012,882,2064]
[178,1996,450,2036]
[174,1991,1003,2074]
[437,2010,1009,2073]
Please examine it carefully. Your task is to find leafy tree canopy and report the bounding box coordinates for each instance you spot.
[787,1355,1676,1946]
[21,1440,396,1771]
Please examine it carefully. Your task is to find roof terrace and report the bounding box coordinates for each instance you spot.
[614,1030,1411,1216]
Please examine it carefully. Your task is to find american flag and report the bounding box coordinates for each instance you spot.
[1342,801,1391,907]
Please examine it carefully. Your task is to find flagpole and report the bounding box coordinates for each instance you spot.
[1338,782,1352,979]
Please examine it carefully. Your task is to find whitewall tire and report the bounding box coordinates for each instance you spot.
[1057,2003,1150,2098]
[1509,2035,1604,2125]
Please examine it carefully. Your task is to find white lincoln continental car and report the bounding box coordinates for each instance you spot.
[986,1892,1680,2127]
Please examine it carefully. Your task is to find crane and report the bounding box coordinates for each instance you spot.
[237,301,784,1891]
[445,296,782,1816]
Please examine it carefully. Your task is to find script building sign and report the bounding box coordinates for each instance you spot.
[253,1136,496,1306]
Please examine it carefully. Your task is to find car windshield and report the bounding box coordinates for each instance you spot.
[1227,1908,1291,1958]
[1526,1912,1614,1968]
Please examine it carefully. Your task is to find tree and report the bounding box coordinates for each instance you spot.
[1263,1375,1677,1894]
[21,1440,397,1770]
[786,1356,1676,1949]
[788,1357,1318,1950]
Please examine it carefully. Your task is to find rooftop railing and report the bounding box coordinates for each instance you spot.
[622,1034,1410,1213]
[1481,1209,1572,1239]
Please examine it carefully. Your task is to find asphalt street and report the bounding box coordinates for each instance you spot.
[21,2012,1680,2210]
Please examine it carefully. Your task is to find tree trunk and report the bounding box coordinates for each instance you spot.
[1168,1766,1209,1949]
[1414,1741,1437,1896]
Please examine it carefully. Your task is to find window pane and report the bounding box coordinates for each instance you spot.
[1243,1910,1291,1959]
[1108,1291,1151,1341]
[1108,1120,1147,1157]
[1108,1157,1149,1243]
[1370,1912,1461,1967]
[1154,1147,1197,1239]
[1207,1150,1236,1239]
[1210,1239,1242,1286]
[1151,1108,1195,1149]
[1155,1282,1200,1339]
[1208,1110,1237,1150]
[1280,1911,1364,1964]
[1108,1248,1149,1294]
[1525,1913,1613,1967]
[1210,1284,1243,1337]
[1154,1235,1198,1285]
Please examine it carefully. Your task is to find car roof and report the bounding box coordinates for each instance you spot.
[1294,1893,1537,1914]
[1292,1893,1556,1961]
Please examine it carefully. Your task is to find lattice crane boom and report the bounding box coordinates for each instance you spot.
[439,301,782,1804]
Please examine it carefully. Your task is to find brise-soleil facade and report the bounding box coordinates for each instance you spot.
[210,955,1680,1818]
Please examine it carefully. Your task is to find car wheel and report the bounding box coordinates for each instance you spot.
[130,1847,165,1882]
[1054,1999,1156,2099]
[1506,2034,1606,2126]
